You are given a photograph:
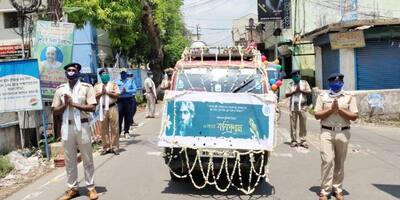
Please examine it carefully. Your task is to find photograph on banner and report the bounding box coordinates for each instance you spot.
[257,0,288,21]
[0,59,42,113]
[33,20,75,100]
[159,91,276,151]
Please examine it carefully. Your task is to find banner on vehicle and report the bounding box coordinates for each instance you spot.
[158,91,276,151]
[33,20,75,100]
[0,59,42,113]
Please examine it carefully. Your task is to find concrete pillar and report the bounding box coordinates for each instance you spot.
[339,48,356,90]
[314,46,323,88]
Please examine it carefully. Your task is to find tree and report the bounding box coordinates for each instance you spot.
[64,0,188,84]
[64,0,142,51]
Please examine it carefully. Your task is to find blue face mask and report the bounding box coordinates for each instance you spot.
[329,81,343,92]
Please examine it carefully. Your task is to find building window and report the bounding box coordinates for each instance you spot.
[4,12,18,29]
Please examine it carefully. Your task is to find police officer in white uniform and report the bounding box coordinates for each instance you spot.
[52,63,98,200]
[314,73,358,200]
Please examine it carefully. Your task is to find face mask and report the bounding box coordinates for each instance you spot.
[121,73,128,80]
[329,81,344,92]
[65,71,80,80]
[100,74,110,83]
[292,75,301,84]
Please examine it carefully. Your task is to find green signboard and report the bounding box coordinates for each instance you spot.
[33,20,75,100]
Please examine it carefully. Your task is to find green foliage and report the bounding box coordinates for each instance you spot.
[151,0,189,67]
[135,91,145,104]
[0,156,13,179]
[39,134,57,156]
[65,0,188,68]
[64,0,142,50]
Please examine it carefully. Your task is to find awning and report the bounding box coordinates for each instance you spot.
[302,19,400,40]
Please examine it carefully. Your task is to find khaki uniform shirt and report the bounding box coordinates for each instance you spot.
[94,82,120,104]
[286,80,312,111]
[314,90,358,127]
[51,82,97,119]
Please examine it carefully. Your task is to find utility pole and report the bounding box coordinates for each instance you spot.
[196,24,201,41]
[245,18,255,41]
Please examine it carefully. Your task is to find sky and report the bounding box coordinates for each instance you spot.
[182,0,257,46]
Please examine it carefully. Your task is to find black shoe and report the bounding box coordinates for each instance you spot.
[112,149,120,155]
[300,141,309,149]
[290,141,297,148]
[100,149,109,155]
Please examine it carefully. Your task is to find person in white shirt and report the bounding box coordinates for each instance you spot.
[144,72,157,118]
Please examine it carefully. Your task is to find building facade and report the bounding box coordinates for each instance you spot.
[266,0,400,90]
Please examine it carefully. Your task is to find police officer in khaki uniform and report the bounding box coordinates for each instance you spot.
[314,73,358,200]
[286,70,312,148]
[52,63,98,200]
[94,69,120,155]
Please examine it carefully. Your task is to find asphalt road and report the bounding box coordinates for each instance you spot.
[5,105,400,200]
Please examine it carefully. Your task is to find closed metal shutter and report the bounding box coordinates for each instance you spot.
[321,45,340,89]
[355,40,400,90]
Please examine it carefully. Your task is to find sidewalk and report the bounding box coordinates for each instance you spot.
[4,103,153,200]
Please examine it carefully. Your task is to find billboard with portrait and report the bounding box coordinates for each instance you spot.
[33,20,75,100]
[158,91,276,151]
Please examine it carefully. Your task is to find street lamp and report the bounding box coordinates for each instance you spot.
[98,50,107,68]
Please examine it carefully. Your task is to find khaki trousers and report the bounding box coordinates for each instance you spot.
[320,129,350,196]
[62,123,95,189]
[145,93,156,117]
[100,105,119,150]
[289,111,307,142]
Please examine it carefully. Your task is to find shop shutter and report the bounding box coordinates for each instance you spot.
[355,40,400,90]
[321,45,340,89]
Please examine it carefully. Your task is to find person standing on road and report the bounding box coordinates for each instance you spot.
[160,68,173,90]
[314,73,358,200]
[160,68,174,99]
[95,69,120,155]
[144,71,157,118]
[117,69,137,138]
[51,63,98,200]
[127,72,139,126]
[285,70,312,148]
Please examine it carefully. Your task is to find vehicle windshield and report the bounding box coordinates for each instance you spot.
[175,67,265,94]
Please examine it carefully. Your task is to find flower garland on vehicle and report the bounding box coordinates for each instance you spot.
[161,91,274,195]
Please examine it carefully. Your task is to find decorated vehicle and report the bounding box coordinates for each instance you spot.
[158,47,277,194]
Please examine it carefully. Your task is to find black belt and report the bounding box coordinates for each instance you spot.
[321,125,350,131]
[68,118,89,124]
[103,102,116,109]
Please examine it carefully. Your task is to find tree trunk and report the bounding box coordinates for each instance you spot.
[141,0,164,86]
